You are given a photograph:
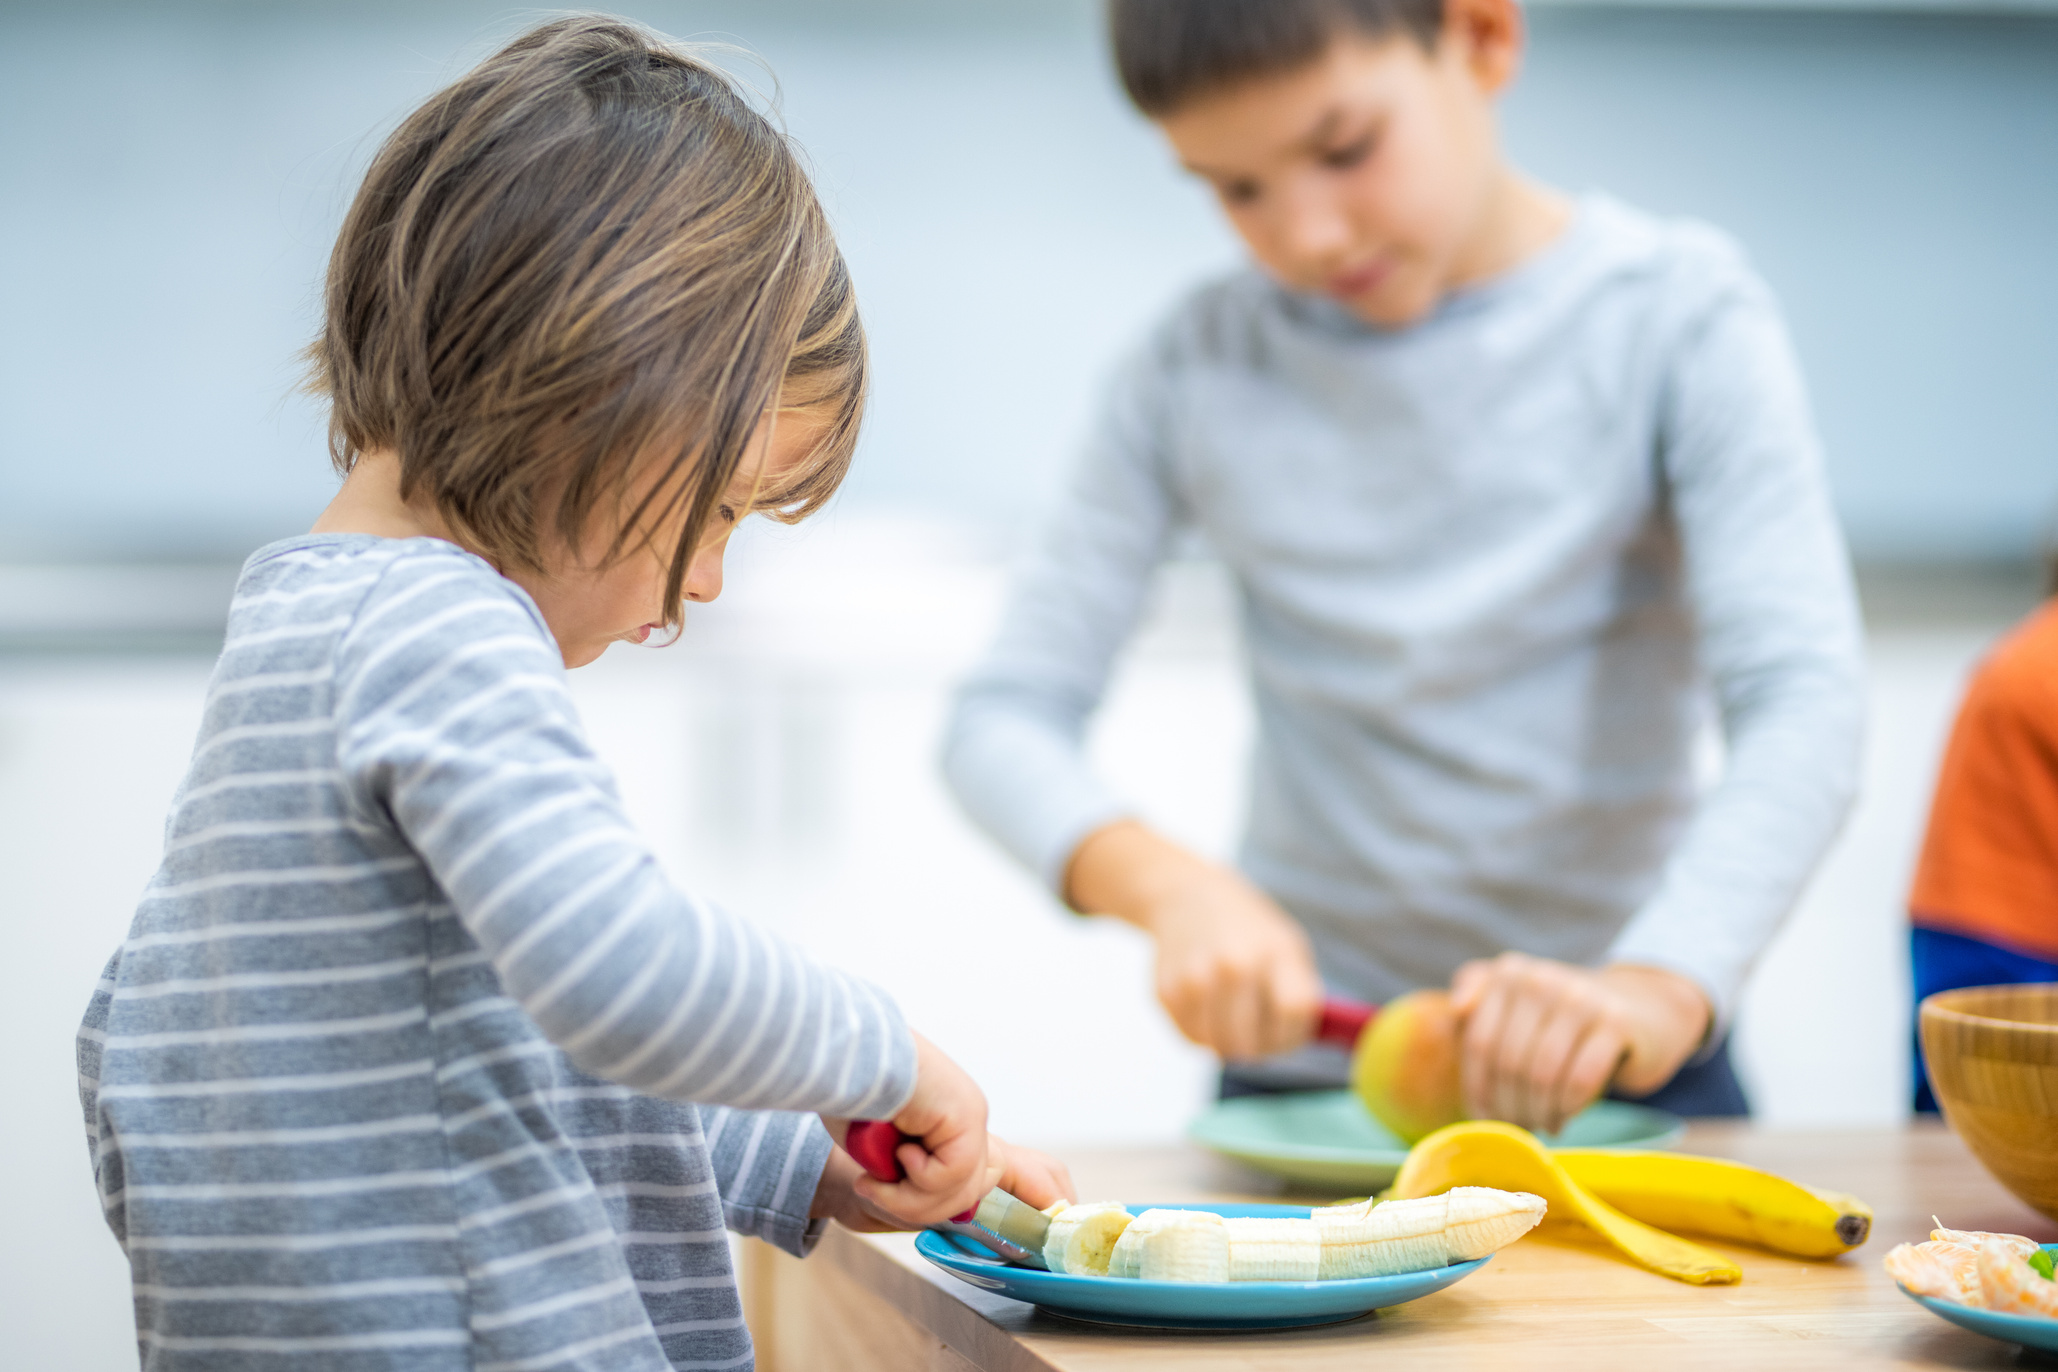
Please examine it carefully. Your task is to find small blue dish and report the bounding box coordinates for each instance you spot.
[912,1201,1489,1330]
[1898,1245,2058,1353]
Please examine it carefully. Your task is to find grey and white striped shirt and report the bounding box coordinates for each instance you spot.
[78,532,917,1371]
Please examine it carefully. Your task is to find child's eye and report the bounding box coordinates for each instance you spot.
[1218,179,1262,207]
[717,504,737,524]
[1321,135,1375,171]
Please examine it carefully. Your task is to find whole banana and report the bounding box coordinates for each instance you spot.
[1553,1150,1872,1259]
[1390,1120,1744,1285]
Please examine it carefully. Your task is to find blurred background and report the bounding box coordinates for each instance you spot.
[3,0,2055,1362]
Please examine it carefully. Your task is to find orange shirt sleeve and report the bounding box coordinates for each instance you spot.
[1909,598,2058,961]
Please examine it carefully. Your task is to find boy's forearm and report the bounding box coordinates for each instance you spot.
[1063,818,1210,929]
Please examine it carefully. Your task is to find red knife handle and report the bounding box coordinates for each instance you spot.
[1316,996,1379,1049]
[843,1120,976,1224]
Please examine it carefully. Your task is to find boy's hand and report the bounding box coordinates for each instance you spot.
[1449,954,1710,1135]
[1066,820,1324,1062]
[812,1132,1077,1234]
[828,1032,991,1227]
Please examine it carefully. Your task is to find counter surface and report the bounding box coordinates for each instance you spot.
[740,1121,2058,1371]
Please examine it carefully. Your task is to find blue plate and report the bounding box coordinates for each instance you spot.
[1899,1245,2058,1352]
[913,1201,1489,1330]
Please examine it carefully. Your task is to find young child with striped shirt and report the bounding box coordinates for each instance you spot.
[76,19,1069,1370]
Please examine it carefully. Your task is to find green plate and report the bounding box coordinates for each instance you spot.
[1188,1090,1686,1191]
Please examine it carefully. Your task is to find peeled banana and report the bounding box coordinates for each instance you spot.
[1039,1189,1542,1284]
[1137,1209,1231,1282]
[1314,1187,1546,1278]
[1039,1201,1134,1276]
[1107,1208,1185,1279]
[1553,1149,1872,1259]
[1223,1217,1324,1281]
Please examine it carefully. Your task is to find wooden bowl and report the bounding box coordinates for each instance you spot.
[1920,984,2058,1223]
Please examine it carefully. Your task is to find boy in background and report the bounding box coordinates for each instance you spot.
[945,0,1865,1130]
[1908,584,2058,1111]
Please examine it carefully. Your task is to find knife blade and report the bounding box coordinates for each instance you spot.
[842,1120,1051,1268]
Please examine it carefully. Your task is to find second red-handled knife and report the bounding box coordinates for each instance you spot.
[843,1121,1052,1269]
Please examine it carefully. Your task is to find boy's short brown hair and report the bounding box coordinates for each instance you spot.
[1110,0,1445,116]
[308,15,863,622]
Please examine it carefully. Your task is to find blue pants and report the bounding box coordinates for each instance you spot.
[1911,925,2058,1113]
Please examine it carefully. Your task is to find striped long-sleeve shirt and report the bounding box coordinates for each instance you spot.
[77,532,918,1372]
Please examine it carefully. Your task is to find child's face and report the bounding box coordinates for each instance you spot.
[516,409,825,668]
[1155,12,1521,328]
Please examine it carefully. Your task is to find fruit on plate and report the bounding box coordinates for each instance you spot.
[1108,1208,1187,1279]
[1554,1149,1872,1258]
[1222,1217,1324,1281]
[1134,1209,1232,1282]
[1390,1120,1743,1284]
[1885,1224,2054,1313]
[1059,1187,1544,1283]
[1312,1187,1545,1278]
[1350,988,1465,1143]
[1040,1201,1134,1276]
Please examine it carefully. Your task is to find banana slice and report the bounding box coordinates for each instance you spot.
[1040,1202,1134,1276]
[1316,1187,1545,1278]
[1108,1208,1186,1279]
[1224,1216,1322,1281]
[1138,1209,1230,1283]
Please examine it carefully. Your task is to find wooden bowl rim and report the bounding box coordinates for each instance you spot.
[1920,984,2058,1036]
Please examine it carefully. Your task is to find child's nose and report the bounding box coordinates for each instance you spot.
[684,548,725,603]
[1277,182,1355,268]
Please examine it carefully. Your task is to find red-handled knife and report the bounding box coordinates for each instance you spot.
[1314,996,1380,1049]
[842,1120,1052,1269]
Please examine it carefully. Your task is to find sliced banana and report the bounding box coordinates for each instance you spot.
[1138,1209,1230,1283]
[1224,1216,1322,1281]
[1040,1202,1134,1276]
[1107,1208,1185,1279]
[1060,1187,1543,1284]
[1316,1188,1545,1278]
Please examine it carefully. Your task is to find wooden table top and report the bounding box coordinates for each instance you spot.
[798,1121,2058,1371]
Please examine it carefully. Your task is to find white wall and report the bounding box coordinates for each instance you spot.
[0,518,2012,1365]
[3,2,2057,562]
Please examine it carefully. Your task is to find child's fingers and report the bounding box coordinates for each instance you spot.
[1458,973,1513,1119]
[858,1122,989,1222]
[1487,985,1548,1125]
[1449,958,1493,1015]
[1555,1021,1627,1133]
[992,1136,1076,1209]
[1262,954,1324,1057]
[1521,999,1593,1133]
[1212,971,1265,1061]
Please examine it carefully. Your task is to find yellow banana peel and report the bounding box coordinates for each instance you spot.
[1555,1149,1872,1259]
[1388,1121,1743,1285]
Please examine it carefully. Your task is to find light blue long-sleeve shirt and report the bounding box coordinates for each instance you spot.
[943,196,1865,1049]
[80,534,917,1371]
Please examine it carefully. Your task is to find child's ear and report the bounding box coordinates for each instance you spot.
[1441,0,1526,96]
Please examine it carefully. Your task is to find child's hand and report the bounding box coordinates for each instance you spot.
[1067,820,1324,1062]
[1449,953,1710,1135]
[981,1134,1076,1211]
[833,1031,992,1227]
[811,1132,1077,1234]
